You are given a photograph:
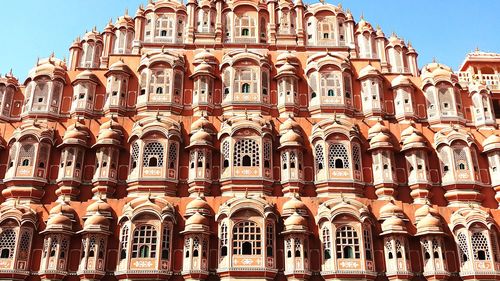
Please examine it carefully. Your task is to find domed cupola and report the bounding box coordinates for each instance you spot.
[103,59,131,116]
[92,118,124,198]
[279,117,305,195]
[190,50,217,115]
[358,63,384,118]
[0,71,19,121]
[276,52,301,116]
[414,204,449,280]
[187,116,215,196]
[367,122,397,199]
[77,201,112,280]
[39,202,75,281]
[379,205,413,281]
[484,133,500,203]
[391,74,416,121]
[22,55,67,119]
[181,196,211,281]
[400,125,432,203]
[70,69,99,118]
[421,62,464,125]
[56,122,90,201]
[282,194,308,217]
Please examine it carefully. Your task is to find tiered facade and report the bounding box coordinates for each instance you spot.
[0,0,500,281]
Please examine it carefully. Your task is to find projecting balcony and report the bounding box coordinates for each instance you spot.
[458,72,500,90]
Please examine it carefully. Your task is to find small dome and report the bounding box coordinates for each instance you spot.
[63,124,89,142]
[402,132,427,149]
[376,26,385,37]
[84,213,110,228]
[388,34,405,46]
[107,60,131,75]
[276,51,298,65]
[417,214,440,229]
[356,18,374,33]
[284,212,307,227]
[483,134,500,153]
[194,62,213,74]
[75,69,98,82]
[421,62,456,84]
[186,197,210,211]
[379,201,403,220]
[280,117,300,132]
[186,212,209,226]
[369,132,393,149]
[277,62,296,75]
[283,196,307,213]
[49,202,74,216]
[415,204,439,221]
[194,50,216,64]
[95,120,123,146]
[191,116,212,132]
[83,29,102,42]
[358,64,381,79]
[47,214,72,228]
[368,122,390,138]
[391,75,412,88]
[86,199,113,216]
[280,130,303,146]
[381,215,406,234]
[190,129,212,146]
[28,56,67,81]
[400,125,419,139]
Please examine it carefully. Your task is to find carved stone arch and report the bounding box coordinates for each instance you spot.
[216,197,278,223]
[129,116,183,142]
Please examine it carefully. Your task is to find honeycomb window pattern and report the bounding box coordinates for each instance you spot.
[234,139,260,167]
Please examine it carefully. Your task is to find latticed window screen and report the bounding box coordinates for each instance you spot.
[49,236,58,257]
[61,237,69,259]
[190,150,195,169]
[161,225,171,259]
[294,238,302,257]
[222,140,230,168]
[315,144,324,170]
[174,71,183,96]
[321,72,342,97]
[285,238,292,257]
[432,238,442,259]
[168,143,178,169]
[328,143,350,169]
[0,229,16,259]
[18,229,31,260]
[322,226,331,259]
[235,68,258,94]
[395,239,404,259]
[234,139,260,167]
[352,143,362,171]
[457,232,470,265]
[281,152,288,170]
[155,15,175,39]
[220,222,228,256]
[422,238,431,260]
[131,142,140,170]
[132,225,157,259]
[490,233,500,262]
[453,147,469,171]
[232,221,261,255]
[385,239,393,259]
[88,236,96,257]
[19,143,35,167]
[264,142,271,168]
[120,225,129,260]
[184,237,190,257]
[363,228,373,260]
[197,151,204,168]
[193,237,200,257]
[335,226,360,259]
[266,223,274,256]
[143,142,164,167]
[471,231,491,261]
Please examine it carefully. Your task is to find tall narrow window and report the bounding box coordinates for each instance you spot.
[266,223,274,257]
[322,226,331,260]
[161,225,171,259]
[220,222,228,257]
[120,225,129,260]
[0,229,16,259]
[315,144,324,171]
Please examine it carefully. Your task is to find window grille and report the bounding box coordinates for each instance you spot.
[143,141,164,167]
[168,143,178,169]
[335,226,360,259]
[322,226,331,259]
[266,223,274,257]
[453,147,469,171]
[432,238,442,259]
[18,143,34,167]
[282,152,288,170]
[222,140,230,169]
[220,222,228,257]
[328,143,350,169]
[264,142,271,168]
[49,236,58,257]
[232,221,261,255]
[363,228,373,260]
[193,237,200,257]
[0,229,16,259]
[161,224,171,259]
[294,238,302,257]
[132,225,157,258]
[61,237,69,259]
[18,229,31,260]
[315,144,324,171]
[120,225,130,259]
[234,139,260,167]
[385,239,394,259]
[131,142,139,171]
[352,143,362,172]
[471,231,491,261]
[457,232,470,265]
[185,237,190,258]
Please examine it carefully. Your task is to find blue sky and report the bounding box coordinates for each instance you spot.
[0,0,498,80]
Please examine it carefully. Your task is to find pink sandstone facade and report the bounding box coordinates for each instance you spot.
[0,1,500,281]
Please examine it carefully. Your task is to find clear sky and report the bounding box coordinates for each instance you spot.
[0,0,499,80]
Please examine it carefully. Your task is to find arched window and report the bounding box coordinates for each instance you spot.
[471,231,491,261]
[168,143,178,169]
[131,142,139,171]
[328,143,350,169]
[155,15,175,41]
[315,144,324,171]
[0,229,16,259]
[161,225,171,259]
[322,226,331,260]
[132,225,157,259]
[18,144,35,167]
[222,140,230,169]
[242,83,250,93]
[143,142,164,167]
[220,222,228,257]
[335,226,360,259]
[234,139,260,167]
[457,231,469,265]
[233,221,261,255]
[119,225,129,260]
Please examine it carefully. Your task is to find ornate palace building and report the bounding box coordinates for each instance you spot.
[0,0,500,281]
